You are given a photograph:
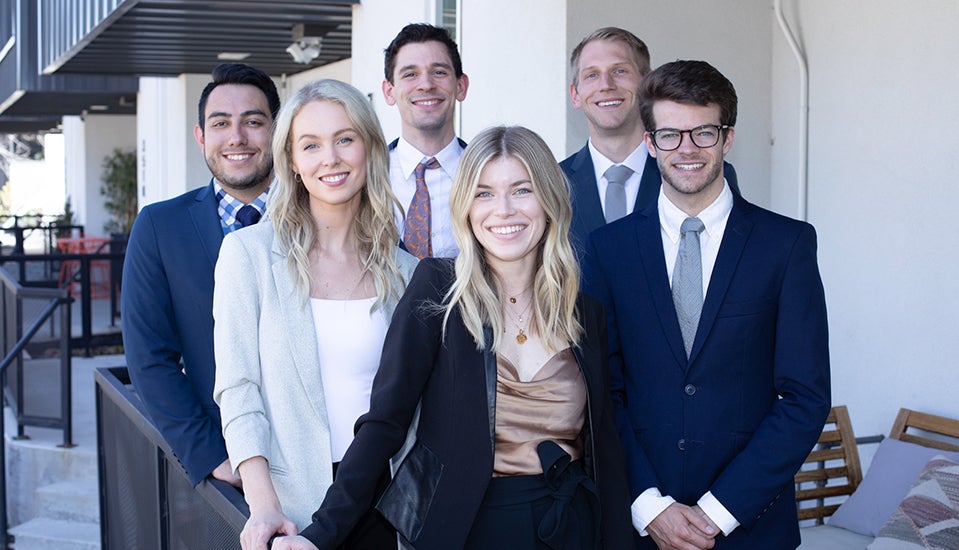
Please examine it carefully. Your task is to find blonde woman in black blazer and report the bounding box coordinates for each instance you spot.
[274,126,632,550]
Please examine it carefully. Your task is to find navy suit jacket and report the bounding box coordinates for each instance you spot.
[121,180,228,486]
[301,259,633,549]
[561,143,740,265]
[582,193,830,548]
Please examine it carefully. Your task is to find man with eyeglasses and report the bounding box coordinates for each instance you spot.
[561,27,739,264]
[583,60,830,549]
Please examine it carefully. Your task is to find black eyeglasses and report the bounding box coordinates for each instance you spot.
[649,124,729,151]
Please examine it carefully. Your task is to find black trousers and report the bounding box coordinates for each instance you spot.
[464,456,600,550]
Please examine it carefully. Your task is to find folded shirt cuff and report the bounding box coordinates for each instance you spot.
[698,491,740,536]
[631,488,675,536]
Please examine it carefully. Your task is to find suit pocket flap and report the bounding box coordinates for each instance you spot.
[375,441,443,543]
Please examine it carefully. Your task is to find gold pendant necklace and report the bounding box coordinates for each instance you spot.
[504,294,533,345]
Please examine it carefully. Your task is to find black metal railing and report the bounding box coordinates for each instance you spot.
[0,249,124,355]
[0,214,84,257]
[95,366,247,549]
[0,270,72,545]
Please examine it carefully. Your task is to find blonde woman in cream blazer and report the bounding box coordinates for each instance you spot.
[213,79,417,550]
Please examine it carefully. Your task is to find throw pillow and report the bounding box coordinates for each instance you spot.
[828,438,959,536]
[867,455,959,549]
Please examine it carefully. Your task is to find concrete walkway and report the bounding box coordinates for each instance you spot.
[4,353,126,549]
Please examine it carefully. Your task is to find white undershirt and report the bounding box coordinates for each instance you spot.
[310,297,387,462]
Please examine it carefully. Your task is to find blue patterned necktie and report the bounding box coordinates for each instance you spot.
[235,204,261,227]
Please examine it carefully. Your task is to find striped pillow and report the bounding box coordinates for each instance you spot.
[868,455,959,549]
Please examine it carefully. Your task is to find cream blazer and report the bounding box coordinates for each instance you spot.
[212,221,418,529]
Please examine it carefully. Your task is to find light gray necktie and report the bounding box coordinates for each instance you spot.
[604,164,633,223]
[673,217,705,358]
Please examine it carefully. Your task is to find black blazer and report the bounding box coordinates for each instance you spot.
[300,258,633,549]
[561,143,740,266]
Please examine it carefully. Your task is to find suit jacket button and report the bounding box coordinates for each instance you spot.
[684,384,696,396]
[678,438,686,451]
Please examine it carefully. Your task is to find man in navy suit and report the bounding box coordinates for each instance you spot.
[121,64,279,487]
[583,61,830,548]
[562,28,739,264]
[382,23,469,258]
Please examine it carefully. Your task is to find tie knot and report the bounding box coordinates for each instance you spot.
[235,204,262,227]
[414,157,441,178]
[680,217,705,235]
[604,164,634,186]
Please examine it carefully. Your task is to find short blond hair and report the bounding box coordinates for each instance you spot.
[570,27,651,88]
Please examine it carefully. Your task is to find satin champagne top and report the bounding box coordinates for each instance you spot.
[492,348,586,476]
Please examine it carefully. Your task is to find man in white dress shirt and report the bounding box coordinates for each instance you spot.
[382,23,469,259]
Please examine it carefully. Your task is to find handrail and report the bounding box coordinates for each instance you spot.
[0,284,72,547]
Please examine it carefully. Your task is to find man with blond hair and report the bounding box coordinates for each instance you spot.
[562,27,738,262]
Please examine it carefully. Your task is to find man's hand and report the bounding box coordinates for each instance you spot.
[270,535,320,550]
[647,502,717,550]
[691,505,720,538]
[211,458,242,488]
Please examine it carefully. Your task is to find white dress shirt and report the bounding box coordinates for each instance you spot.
[390,137,464,258]
[587,140,648,218]
[630,181,740,537]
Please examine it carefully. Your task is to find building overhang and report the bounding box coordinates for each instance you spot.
[1,0,357,134]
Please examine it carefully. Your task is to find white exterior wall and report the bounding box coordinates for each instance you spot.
[137,74,212,209]
[287,57,353,95]
[352,0,433,143]
[771,0,959,439]
[62,114,136,235]
[62,116,86,226]
[459,1,568,158]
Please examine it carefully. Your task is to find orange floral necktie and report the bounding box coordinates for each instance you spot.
[404,157,441,258]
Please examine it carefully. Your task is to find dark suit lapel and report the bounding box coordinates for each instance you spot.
[688,198,753,364]
[569,145,604,234]
[190,180,225,267]
[634,153,662,213]
[482,326,496,456]
[634,206,689,368]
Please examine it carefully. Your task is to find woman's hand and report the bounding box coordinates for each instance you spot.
[269,535,320,550]
[240,507,297,550]
[236,456,296,550]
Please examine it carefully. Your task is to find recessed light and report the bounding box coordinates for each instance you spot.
[89,105,109,111]
[218,52,251,61]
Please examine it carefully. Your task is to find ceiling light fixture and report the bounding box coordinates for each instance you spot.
[218,52,251,61]
[286,23,331,64]
[286,37,322,64]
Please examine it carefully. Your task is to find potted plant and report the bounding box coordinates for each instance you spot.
[99,148,137,235]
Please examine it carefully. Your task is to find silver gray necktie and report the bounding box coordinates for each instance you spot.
[673,217,705,358]
[604,164,633,223]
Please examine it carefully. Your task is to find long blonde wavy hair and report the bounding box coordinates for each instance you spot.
[268,79,403,308]
[443,126,582,352]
